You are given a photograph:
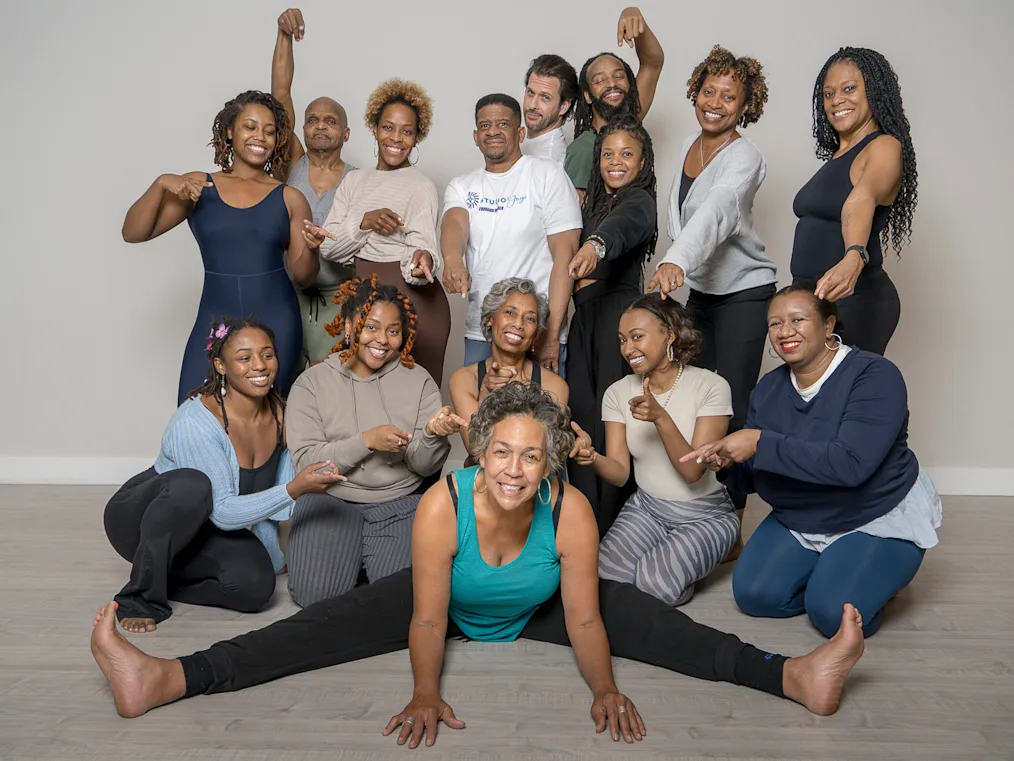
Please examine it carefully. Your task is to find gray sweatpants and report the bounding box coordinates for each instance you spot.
[287,491,419,607]
[598,488,737,606]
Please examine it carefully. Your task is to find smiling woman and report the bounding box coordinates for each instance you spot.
[283,275,459,607]
[302,79,451,384]
[120,90,318,404]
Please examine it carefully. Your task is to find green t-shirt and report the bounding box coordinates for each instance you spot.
[564,130,597,190]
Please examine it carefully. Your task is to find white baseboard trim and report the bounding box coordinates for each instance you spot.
[0,458,1011,496]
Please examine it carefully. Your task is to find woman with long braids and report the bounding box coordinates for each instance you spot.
[303,80,451,384]
[648,45,775,559]
[102,317,345,633]
[571,294,737,607]
[122,91,318,404]
[284,275,461,607]
[565,113,657,533]
[790,47,917,354]
[91,383,868,734]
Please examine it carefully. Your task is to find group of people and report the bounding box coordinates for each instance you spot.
[94,5,942,746]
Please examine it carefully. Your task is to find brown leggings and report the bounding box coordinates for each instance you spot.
[355,259,451,386]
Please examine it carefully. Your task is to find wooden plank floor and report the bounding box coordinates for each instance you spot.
[1,485,1011,760]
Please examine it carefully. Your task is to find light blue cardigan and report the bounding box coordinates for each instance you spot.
[153,397,295,572]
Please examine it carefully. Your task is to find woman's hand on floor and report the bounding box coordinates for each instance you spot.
[591,690,645,742]
[384,694,466,748]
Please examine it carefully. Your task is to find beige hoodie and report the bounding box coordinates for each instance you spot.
[286,354,449,504]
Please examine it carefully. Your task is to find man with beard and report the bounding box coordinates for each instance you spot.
[564,6,664,199]
[442,95,581,376]
[521,54,580,166]
[271,8,358,366]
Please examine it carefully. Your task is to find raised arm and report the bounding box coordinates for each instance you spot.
[284,186,318,286]
[617,7,664,118]
[121,172,211,243]
[556,486,644,742]
[271,8,306,165]
[383,481,464,748]
[816,135,903,301]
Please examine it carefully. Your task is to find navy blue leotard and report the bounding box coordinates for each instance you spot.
[176,174,301,404]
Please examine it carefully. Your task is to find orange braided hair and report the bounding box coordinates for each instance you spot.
[327,275,417,368]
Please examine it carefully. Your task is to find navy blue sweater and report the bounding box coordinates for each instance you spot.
[722,349,919,534]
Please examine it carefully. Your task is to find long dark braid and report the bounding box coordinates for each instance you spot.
[573,53,641,140]
[812,47,918,254]
[582,114,658,266]
[189,316,285,439]
[210,90,291,181]
[326,274,418,368]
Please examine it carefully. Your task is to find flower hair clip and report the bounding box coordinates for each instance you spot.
[205,322,230,354]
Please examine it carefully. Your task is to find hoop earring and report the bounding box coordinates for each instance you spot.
[220,374,227,397]
[373,142,379,158]
[538,477,551,504]
[475,467,487,494]
[768,343,780,359]
[825,333,843,351]
[409,146,420,166]
[666,342,675,363]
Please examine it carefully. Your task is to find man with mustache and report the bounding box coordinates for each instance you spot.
[442,95,582,377]
[521,54,580,166]
[565,6,665,199]
[272,8,358,366]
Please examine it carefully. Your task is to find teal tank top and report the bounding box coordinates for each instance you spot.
[447,467,561,642]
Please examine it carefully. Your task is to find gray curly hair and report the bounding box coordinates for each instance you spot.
[480,278,550,342]
[468,382,574,474]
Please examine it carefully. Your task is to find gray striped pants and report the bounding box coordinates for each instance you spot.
[287,492,419,607]
[598,488,738,606]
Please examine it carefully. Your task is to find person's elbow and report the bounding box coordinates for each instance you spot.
[121,223,147,243]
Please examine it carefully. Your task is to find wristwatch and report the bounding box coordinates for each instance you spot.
[845,244,869,265]
[587,235,607,259]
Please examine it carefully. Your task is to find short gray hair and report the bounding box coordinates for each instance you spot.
[480,278,550,342]
[468,383,574,474]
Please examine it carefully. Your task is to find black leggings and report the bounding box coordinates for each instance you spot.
[104,468,276,623]
[686,284,775,512]
[566,281,639,535]
[180,567,785,699]
[793,266,901,356]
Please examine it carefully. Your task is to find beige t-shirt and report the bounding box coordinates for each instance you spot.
[602,367,733,501]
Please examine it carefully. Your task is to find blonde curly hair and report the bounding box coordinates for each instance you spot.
[364,78,433,140]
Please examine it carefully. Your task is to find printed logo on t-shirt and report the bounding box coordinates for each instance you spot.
[467,192,528,213]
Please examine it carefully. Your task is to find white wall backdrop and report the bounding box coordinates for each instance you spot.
[1,0,1011,493]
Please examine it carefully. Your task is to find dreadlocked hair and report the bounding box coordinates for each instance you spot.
[327,274,418,368]
[573,53,640,140]
[582,114,658,267]
[812,47,918,254]
[210,90,291,181]
[686,45,769,127]
[189,316,285,439]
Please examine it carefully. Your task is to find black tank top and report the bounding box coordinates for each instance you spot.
[477,359,542,391]
[238,443,284,496]
[790,131,892,281]
[678,171,694,214]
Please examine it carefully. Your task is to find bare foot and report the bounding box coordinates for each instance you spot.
[783,603,865,715]
[90,602,186,718]
[120,617,158,634]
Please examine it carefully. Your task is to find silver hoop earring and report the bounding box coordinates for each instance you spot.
[538,477,551,504]
[475,467,487,494]
[666,342,675,363]
[825,333,843,351]
[409,146,420,166]
[768,343,780,359]
[220,374,227,397]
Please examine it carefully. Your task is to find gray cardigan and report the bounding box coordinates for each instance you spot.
[659,134,777,295]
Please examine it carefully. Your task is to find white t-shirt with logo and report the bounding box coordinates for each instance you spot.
[522,127,568,166]
[444,155,582,342]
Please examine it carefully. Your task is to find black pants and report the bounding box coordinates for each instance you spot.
[180,568,785,698]
[566,281,640,536]
[104,468,276,623]
[793,266,900,355]
[686,283,775,512]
